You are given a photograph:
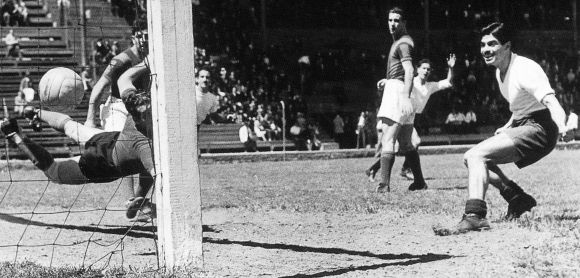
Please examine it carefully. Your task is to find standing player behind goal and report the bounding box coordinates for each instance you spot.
[120,65,219,153]
[84,20,148,130]
[1,109,155,220]
[194,67,220,130]
[366,55,456,183]
[435,22,571,235]
[374,6,426,193]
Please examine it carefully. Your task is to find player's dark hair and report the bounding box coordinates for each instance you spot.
[417,59,432,67]
[196,66,211,77]
[388,7,405,20]
[481,22,514,45]
[132,19,148,34]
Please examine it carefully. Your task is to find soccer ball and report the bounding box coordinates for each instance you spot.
[38,67,84,112]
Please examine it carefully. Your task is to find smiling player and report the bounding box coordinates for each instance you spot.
[437,22,570,235]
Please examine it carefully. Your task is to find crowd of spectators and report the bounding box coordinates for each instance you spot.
[107,0,146,27]
[1,0,29,27]
[91,38,121,78]
[2,28,22,60]
[101,0,580,148]
[262,0,575,31]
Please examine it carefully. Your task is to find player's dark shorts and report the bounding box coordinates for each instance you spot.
[78,131,123,183]
[503,109,558,168]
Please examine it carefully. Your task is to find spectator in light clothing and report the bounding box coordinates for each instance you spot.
[195,68,220,127]
[239,120,257,152]
[464,107,478,133]
[3,29,22,60]
[445,108,466,133]
[356,111,366,148]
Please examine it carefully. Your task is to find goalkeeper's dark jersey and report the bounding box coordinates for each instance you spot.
[78,121,154,183]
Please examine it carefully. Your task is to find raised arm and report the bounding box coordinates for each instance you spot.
[118,61,149,98]
[445,53,456,84]
[118,61,151,122]
[85,69,113,128]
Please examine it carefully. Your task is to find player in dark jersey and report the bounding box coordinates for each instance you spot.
[1,109,154,220]
[85,20,149,129]
[374,7,426,193]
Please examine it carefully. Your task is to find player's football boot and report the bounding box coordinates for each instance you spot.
[0,118,20,138]
[131,203,157,223]
[376,183,390,193]
[399,168,414,180]
[455,213,490,233]
[408,182,428,191]
[501,181,537,220]
[505,192,536,220]
[365,169,376,182]
[125,197,149,219]
[23,106,42,132]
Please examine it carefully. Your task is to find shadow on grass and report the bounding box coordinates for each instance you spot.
[0,212,220,236]
[432,186,467,191]
[0,212,156,239]
[280,255,453,278]
[206,237,455,277]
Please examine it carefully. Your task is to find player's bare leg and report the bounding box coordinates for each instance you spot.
[461,134,521,232]
[434,133,522,235]
[376,118,400,193]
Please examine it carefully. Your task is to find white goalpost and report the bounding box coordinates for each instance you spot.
[147,0,203,270]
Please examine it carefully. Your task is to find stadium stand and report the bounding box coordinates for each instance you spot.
[3,0,580,158]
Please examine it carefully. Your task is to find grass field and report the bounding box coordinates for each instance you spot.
[0,148,579,277]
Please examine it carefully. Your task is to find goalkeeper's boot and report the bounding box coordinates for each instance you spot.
[23,106,42,132]
[131,202,157,223]
[126,197,149,219]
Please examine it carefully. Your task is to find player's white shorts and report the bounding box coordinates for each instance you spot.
[377,79,415,125]
[99,96,128,132]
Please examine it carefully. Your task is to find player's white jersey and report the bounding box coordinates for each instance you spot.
[496,54,554,117]
[412,77,451,114]
[196,89,219,125]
